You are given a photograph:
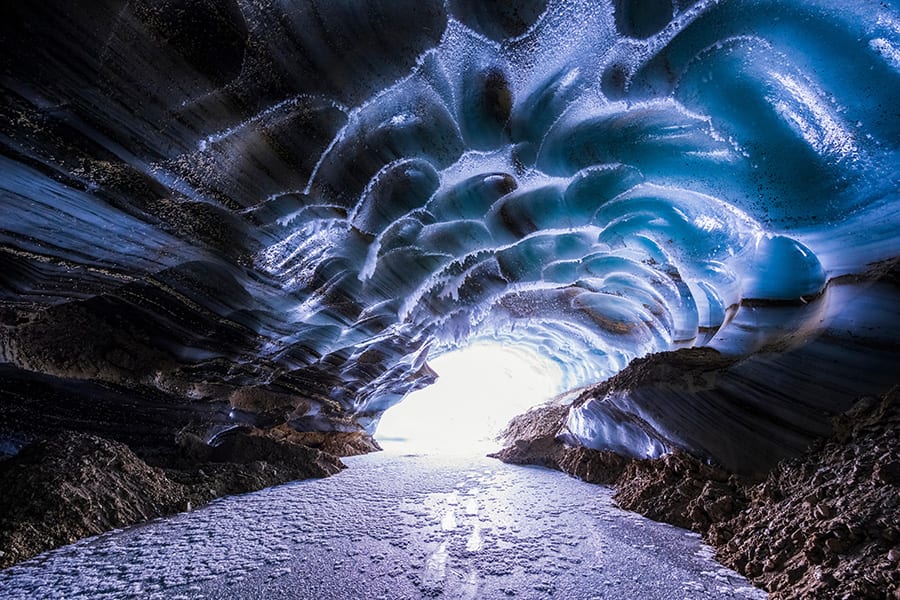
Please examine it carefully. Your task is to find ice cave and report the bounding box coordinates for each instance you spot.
[0,0,898,598]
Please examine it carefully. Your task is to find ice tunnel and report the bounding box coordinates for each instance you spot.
[0,0,898,541]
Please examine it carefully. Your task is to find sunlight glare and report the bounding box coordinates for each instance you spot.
[374,342,563,455]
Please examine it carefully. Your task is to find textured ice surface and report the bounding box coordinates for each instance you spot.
[564,280,900,470]
[1,0,897,462]
[248,0,899,407]
[0,452,766,599]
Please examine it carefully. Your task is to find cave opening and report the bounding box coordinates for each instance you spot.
[374,341,564,455]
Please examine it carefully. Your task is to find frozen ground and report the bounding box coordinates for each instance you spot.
[0,451,767,599]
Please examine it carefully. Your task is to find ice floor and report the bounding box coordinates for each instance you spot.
[0,451,766,599]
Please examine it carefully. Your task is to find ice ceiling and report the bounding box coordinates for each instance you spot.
[0,0,898,465]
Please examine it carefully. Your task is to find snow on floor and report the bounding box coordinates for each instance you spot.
[0,451,767,599]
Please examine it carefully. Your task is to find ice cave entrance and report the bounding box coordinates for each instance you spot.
[375,342,564,455]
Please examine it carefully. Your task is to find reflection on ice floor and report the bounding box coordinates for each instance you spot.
[0,451,766,600]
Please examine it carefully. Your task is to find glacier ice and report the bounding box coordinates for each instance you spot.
[0,0,897,467]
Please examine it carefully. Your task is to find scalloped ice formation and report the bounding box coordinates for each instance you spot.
[0,0,898,465]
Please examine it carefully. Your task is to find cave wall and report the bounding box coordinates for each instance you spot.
[0,0,898,468]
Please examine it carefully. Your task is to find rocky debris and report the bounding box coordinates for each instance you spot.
[0,427,355,569]
[559,343,882,476]
[717,387,900,599]
[492,386,900,599]
[488,405,569,469]
[613,452,744,534]
[554,446,631,485]
[571,347,737,400]
[0,432,188,569]
[175,426,345,472]
[158,426,346,499]
[489,404,629,483]
[0,364,385,569]
[264,426,383,457]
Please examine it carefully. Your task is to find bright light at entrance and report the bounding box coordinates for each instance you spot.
[375,342,563,454]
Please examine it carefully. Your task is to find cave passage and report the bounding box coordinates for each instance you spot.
[375,342,563,454]
[0,0,897,594]
[0,452,766,600]
[1,0,896,469]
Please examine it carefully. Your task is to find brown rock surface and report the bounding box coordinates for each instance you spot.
[489,404,629,484]
[0,432,189,568]
[0,427,353,569]
[492,386,900,599]
[267,426,383,457]
[717,387,900,599]
[613,451,743,533]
